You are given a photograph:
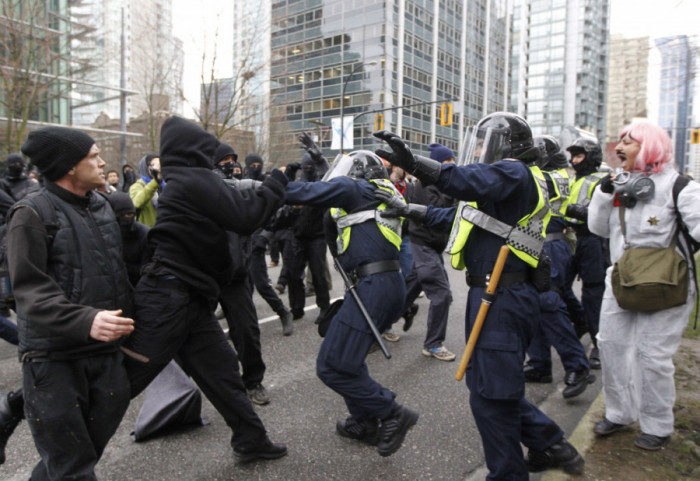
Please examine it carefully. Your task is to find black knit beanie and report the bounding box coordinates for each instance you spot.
[245,153,264,167]
[5,153,25,167]
[21,127,95,182]
[215,142,238,163]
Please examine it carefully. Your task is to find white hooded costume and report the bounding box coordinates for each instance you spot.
[588,164,700,437]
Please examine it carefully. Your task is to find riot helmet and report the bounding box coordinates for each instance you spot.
[322,150,388,181]
[566,138,602,175]
[534,135,568,171]
[458,112,536,165]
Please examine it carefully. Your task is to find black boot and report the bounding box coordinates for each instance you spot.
[402,304,419,332]
[524,365,553,383]
[525,439,584,475]
[562,369,595,399]
[589,346,601,370]
[376,404,419,457]
[233,437,288,463]
[0,390,23,465]
[336,416,379,445]
[279,310,293,336]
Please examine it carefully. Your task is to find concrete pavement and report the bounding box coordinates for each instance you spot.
[0,254,600,480]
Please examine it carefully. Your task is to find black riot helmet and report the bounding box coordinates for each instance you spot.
[566,138,602,175]
[322,150,388,181]
[460,112,537,165]
[534,135,568,171]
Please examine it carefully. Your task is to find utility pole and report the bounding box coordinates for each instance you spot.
[119,8,127,167]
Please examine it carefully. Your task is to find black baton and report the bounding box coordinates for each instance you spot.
[333,257,391,359]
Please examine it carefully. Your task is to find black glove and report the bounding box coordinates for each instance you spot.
[285,162,301,181]
[373,130,416,172]
[268,168,289,187]
[299,132,323,161]
[373,130,442,186]
[374,188,427,224]
[149,167,162,183]
[565,203,588,222]
[598,174,614,194]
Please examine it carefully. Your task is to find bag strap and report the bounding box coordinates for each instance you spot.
[671,175,699,329]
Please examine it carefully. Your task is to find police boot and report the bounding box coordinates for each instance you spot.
[376,404,419,457]
[0,390,23,465]
[525,439,584,475]
[524,365,553,383]
[562,369,595,399]
[402,303,419,332]
[336,416,379,445]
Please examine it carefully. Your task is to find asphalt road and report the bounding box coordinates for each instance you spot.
[0,253,600,481]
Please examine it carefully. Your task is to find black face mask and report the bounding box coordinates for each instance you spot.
[218,162,235,179]
[247,166,263,178]
[6,164,23,179]
[233,171,242,180]
[118,216,135,235]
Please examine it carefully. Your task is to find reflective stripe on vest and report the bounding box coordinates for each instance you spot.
[546,168,571,217]
[445,165,551,269]
[565,172,606,224]
[330,179,404,255]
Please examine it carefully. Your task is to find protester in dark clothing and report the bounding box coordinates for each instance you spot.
[244,153,265,181]
[0,153,40,202]
[4,126,134,479]
[122,116,288,463]
[121,163,136,193]
[105,192,151,287]
[398,143,456,361]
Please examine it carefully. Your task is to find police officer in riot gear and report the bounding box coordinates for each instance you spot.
[524,136,594,399]
[563,137,608,369]
[374,112,584,479]
[284,149,419,458]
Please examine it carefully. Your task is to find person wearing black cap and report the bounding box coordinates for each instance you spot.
[122,116,288,464]
[394,142,456,361]
[2,127,135,479]
[0,153,39,202]
[244,153,265,181]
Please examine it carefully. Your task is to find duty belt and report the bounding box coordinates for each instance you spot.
[544,232,567,242]
[466,270,530,288]
[349,260,400,284]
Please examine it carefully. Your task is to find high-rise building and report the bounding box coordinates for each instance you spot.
[653,35,696,173]
[509,0,610,142]
[233,0,510,165]
[605,35,649,142]
[70,0,184,126]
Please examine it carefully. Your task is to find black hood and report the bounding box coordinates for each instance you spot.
[160,116,219,170]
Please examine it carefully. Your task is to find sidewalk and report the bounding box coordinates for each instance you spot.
[542,337,700,481]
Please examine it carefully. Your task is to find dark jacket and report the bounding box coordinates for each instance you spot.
[148,116,286,298]
[408,181,455,252]
[7,183,133,358]
[123,221,151,287]
[0,175,40,202]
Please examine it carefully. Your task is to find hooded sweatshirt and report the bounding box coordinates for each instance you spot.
[148,116,286,298]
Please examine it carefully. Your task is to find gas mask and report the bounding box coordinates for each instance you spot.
[612,169,655,208]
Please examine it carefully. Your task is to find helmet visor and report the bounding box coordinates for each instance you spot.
[457,125,512,166]
[321,153,354,181]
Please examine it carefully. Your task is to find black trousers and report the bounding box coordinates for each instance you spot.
[284,236,330,317]
[123,274,268,450]
[219,277,266,389]
[250,249,288,316]
[25,353,130,481]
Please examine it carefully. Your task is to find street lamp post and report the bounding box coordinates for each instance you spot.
[339,61,377,153]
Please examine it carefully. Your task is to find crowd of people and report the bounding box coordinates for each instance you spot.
[0,111,697,480]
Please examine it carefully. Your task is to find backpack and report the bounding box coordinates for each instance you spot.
[672,174,699,328]
[0,193,59,303]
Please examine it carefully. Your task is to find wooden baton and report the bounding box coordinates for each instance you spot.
[455,245,510,381]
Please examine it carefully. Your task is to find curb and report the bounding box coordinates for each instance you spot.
[540,391,605,481]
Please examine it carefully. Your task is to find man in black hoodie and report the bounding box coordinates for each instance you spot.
[0,153,40,202]
[122,116,288,463]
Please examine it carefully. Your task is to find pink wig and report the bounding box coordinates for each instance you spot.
[619,121,674,174]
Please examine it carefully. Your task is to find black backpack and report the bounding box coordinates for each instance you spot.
[0,193,59,303]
